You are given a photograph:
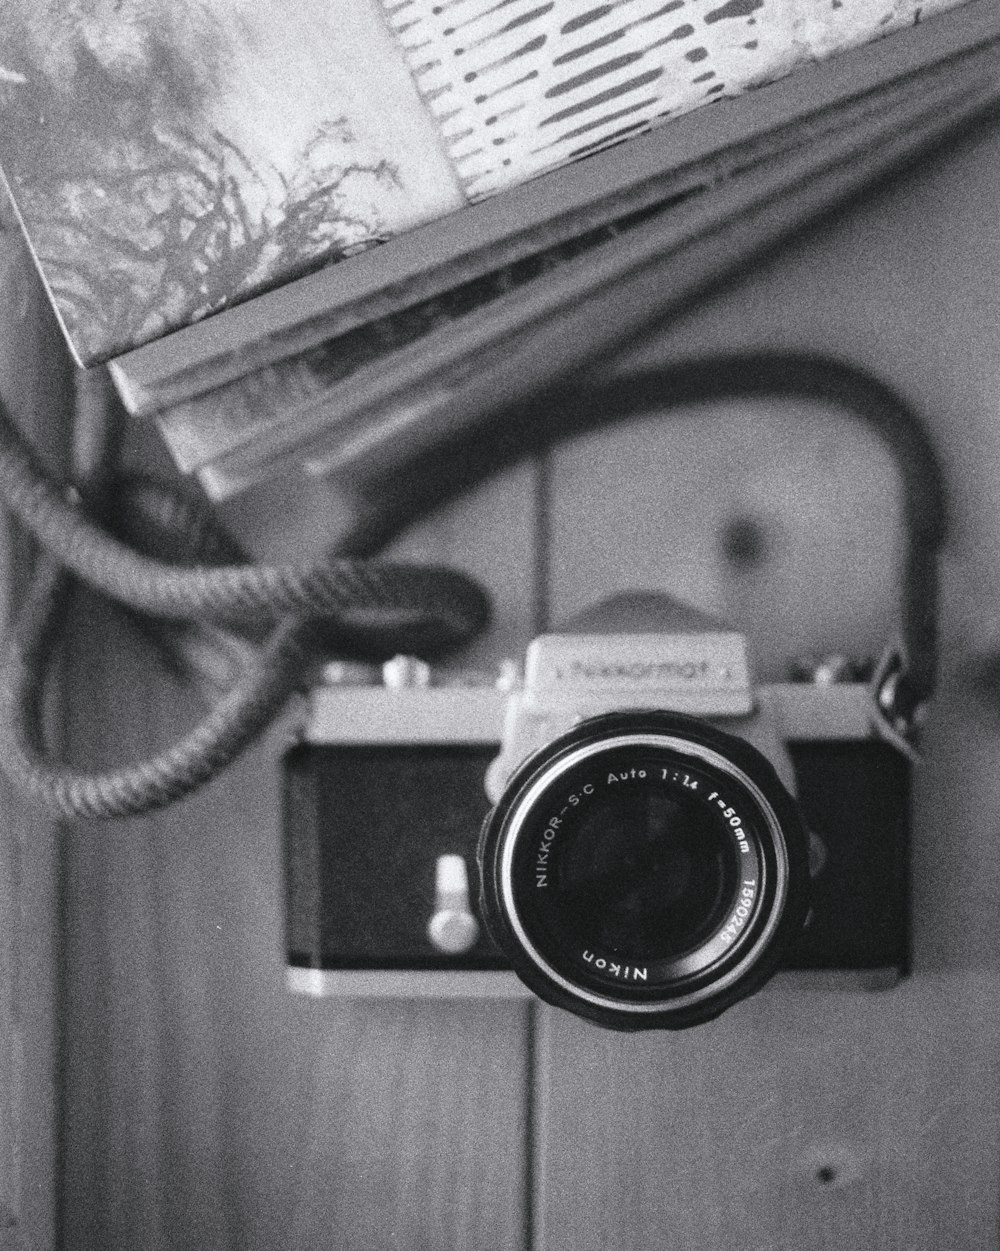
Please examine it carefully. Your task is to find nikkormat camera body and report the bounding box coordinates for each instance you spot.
[283,592,910,1030]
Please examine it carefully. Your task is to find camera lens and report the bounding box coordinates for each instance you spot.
[478,711,809,1030]
[549,769,740,960]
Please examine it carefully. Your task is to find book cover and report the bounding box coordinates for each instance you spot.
[385,0,967,201]
[0,0,972,368]
[0,0,463,365]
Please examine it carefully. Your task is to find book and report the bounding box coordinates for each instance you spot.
[0,0,975,368]
[185,67,1000,503]
[140,64,996,493]
[1,0,997,504]
[116,1,1000,502]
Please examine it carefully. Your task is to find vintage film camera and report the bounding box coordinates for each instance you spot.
[282,591,911,1031]
[282,359,945,1031]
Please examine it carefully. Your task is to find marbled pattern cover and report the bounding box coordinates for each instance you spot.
[0,0,463,363]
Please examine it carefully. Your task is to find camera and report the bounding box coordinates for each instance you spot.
[283,592,910,1031]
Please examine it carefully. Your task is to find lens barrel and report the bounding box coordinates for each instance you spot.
[478,711,810,1030]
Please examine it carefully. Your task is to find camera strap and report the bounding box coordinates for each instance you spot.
[0,350,943,817]
[337,350,947,750]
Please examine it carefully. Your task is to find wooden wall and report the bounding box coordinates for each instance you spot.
[0,202,73,1251]
[8,88,1000,1251]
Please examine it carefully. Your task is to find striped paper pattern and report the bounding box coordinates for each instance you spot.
[383,0,971,200]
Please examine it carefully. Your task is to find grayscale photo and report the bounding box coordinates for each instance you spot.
[0,1,998,1248]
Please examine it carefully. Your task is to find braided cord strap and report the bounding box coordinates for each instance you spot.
[0,397,489,630]
[0,397,491,819]
[0,561,317,817]
[0,350,945,817]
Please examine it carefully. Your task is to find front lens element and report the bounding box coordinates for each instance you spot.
[556,773,739,960]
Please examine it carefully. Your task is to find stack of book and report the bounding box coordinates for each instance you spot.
[1,0,997,502]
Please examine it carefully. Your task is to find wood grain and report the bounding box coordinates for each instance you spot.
[0,215,74,1251]
[535,107,1000,1251]
[57,442,539,1249]
[545,395,901,680]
